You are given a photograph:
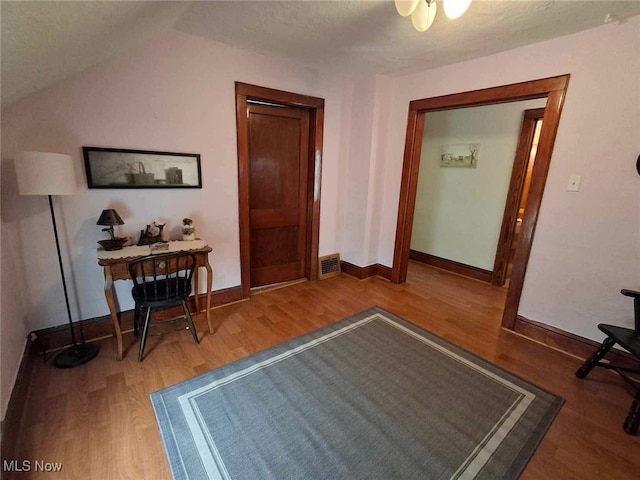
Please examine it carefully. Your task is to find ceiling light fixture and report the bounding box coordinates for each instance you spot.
[395,0,472,32]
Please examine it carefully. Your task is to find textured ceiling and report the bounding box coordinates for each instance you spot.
[175,1,640,77]
[2,1,640,108]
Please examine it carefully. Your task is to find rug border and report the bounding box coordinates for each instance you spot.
[150,306,564,480]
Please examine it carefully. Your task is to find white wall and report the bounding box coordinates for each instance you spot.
[0,30,353,418]
[411,99,546,270]
[377,17,640,342]
[342,74,394,266]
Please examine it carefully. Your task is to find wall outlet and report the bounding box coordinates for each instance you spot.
[567,174,581,192]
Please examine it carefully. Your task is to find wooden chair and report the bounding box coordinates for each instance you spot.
[128,252,199,362]
[576,289,640,434]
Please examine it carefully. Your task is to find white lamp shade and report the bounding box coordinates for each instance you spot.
[395,0,420,17]
[412,0,437,32]
[16,151,78,195]
[443,0,472,19]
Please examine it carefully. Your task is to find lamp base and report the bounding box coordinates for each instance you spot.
[53,343,99,369]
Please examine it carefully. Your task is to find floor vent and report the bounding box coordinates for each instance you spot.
[319,254,341,280]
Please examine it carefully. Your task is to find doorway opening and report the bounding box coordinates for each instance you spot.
[391,75,570,331]
[235,83,325,298]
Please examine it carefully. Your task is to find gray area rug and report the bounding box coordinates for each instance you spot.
[151,307,563,480]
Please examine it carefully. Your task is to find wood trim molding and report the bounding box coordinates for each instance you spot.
[1,341,35,464]
[236,82,324,109]
[409,75,569,112]
[341,261,392,280]
[514,315,640,370]
[308,107,324,282]
[492,107,545,286]
[235,82,325,298]
[501,86,568,329]
[391,109,424,284]
[391,74,570,334]
[30,286,243,353]
[410,250,492,283]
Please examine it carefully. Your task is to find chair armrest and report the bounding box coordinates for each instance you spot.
[621,289,640,298]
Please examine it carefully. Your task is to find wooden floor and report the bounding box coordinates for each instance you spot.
[9,262,640,479]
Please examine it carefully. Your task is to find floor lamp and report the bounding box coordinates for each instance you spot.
[16,151,99,368]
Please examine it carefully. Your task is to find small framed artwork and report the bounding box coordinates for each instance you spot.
[83,147,202,188]
[440,144,480,168]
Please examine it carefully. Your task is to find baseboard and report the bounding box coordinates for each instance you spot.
[514,315,640,368]
[208,285,244,306]
[410,250,493,283]
[31,285,243,353]
[1,340,35,464]
[340,261,392,281]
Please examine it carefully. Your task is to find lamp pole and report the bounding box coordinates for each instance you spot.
[15,151,99,369]
[49,195,99,368]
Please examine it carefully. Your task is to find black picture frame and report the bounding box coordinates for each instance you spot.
[83,146,202,189]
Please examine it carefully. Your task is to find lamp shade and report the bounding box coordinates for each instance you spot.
[412,0,437,32]
[97,209,124,226]
[395,0,420,17]
[16,151,77,195]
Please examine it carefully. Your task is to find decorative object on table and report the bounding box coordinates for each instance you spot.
[440,143,479,168]
[151,307,563,480]
[137,221,165,245]
[150,242,170,252]
[83,146,202,189]
[15,151,99,368]
[182,217,195,241]
[96,208,128,251]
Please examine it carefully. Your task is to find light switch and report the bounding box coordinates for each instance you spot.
[567,174,581,192]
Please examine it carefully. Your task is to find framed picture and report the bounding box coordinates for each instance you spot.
[83,146,202,188]
[440,143,480,168]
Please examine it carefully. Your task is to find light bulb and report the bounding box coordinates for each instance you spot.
[411,0,437,32]
[443,0,472,19]
[395,0,420,17]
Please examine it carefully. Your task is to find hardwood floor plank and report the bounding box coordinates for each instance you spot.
[6,262,639,479]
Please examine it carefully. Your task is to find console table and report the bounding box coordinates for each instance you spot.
[97,240,213,360]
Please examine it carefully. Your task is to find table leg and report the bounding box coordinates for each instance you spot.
[193,267,200,314]
[104,267,123,361]
[205,261,213,333]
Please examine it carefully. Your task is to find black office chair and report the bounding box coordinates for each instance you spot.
[576,289,640,435]
[128,251,199,362]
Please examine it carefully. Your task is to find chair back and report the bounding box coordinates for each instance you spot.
[621,289,640,331]
[128,252,196,306]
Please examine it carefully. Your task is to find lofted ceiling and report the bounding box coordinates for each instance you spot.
[2,1,640,108]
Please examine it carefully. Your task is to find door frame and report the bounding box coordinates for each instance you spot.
[492,107,546,287]
[235,82,325,298]
[391,75,570,330]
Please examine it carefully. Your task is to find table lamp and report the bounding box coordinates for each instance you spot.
[96,208,127,250]
[15,151,99,368]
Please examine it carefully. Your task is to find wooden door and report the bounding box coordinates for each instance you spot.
[247,103,310,287]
